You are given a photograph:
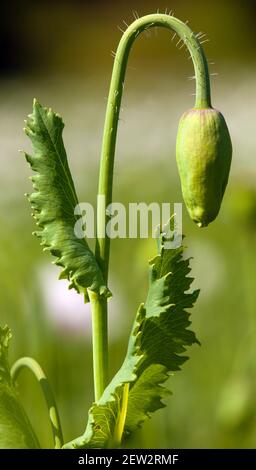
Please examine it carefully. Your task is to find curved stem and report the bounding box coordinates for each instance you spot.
[91,14,211,403]
[11,357,64,449]
[95,13,211,279]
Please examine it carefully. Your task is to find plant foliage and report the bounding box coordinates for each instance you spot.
[24,100,110,302]
[64,234,199,448]
[0,326,40,448]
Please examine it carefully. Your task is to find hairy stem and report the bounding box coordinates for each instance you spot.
[96,13,211,279]
[11,357,64,449]
[92,13,211,403]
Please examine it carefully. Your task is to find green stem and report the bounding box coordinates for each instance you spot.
[95,13,211,279]
[88,290,108,401]
[11,357,64,449]
[91,12,211,405]
[111,383,130,447]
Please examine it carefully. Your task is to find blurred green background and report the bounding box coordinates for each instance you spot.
[1,0,256,448]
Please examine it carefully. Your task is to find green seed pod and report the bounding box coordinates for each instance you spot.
[176,108,232,227]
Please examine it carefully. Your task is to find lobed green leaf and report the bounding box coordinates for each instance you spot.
[24,100,110,301]
[64,234,199,448]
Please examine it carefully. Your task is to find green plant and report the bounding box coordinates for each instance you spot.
[0,13,232,449]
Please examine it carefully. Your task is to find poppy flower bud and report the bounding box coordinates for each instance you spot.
[176,107,232,227]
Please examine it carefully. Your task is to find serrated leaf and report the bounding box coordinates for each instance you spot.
[24,100,110,301]
[64,234,199,449]
[0,326,40,448]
